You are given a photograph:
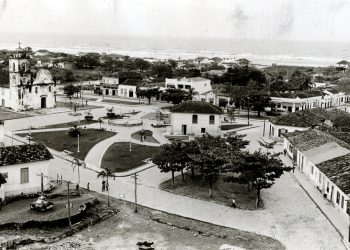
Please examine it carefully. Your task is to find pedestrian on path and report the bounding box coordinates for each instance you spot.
[102,179,106,192]
[231,198,237,208]
[106,181,109,192]
[87,182,90,191]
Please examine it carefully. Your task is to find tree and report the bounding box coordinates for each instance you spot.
[0,69,9,86]
[189,135,231,197]
[224,131,249,151]
[288,70,312,91]
[97,168,114,207]
[63,83,79,99]
[162,88,187,105]
[137,87,160,104]
[72,158,86,193]
[75,54,100,69]
[225,149,291,207]
[135,58,151,72]
[249,93,272,118]
[168,59,178,69]
[151,63,173,80]
[153,143,185,187]
[68,125,80,137]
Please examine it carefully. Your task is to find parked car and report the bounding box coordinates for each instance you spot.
[30,195,54,212]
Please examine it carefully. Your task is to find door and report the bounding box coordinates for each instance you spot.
[1,99,4,106]
[182,125,187,135]
[41,97,46,108]
[112,89,116,96]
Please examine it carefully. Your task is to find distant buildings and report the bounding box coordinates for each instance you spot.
[0,45,56,111]
[284,129,350,217]
[165,77,212,95]
[169,101,222,137]
[270,88,348,113]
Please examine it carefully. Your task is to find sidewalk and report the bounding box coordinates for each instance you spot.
[278,149,350,249]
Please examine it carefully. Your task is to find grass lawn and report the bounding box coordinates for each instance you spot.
[0,109,29,120]
[221,123,250,130]
[160,172,258,210]
[18,129,116,160]
[101,142,161,172]
[131,130,159,144]
[40,119,98,129]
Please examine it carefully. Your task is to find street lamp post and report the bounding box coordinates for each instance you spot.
[77,134,80,153]
[263,114,266,137]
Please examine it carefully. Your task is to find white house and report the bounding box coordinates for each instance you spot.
[165,77,212,95]
[0,45,56,111]
[101,76,119,96]
[284,129,350,217]
[0,143,53,199]
[170,101,222,137]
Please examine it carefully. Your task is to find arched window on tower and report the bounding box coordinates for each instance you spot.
[13,63,16,71]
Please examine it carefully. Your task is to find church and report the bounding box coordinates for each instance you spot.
[0,44,56,111]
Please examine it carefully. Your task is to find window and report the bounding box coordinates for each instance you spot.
[49,86,52,92]
[209,115,215,124]
[192,114,198,124]
[29,86,32,93]
[13,63,16,71]
[178,84,184,89]
[185,85,191,89]
[318,173,322,183]
[341,196,344,209]
[35,87,38,94]
[311,166,314,174]
[201,128,206,133]
[20,168,29,184]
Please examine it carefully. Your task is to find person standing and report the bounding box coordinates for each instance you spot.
[102,179,106,192]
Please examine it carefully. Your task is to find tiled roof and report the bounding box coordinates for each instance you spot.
[302,142,350,165]
[269,108,350,127]
[316,154,350,195]
[284,129,350,152]
[0,144,53,167]
[171,101,222,114]
[270,90,323,99]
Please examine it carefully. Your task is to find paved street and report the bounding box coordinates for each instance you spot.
[36,104,345,250]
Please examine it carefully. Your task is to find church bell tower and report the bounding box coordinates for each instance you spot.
[9,43,31,87]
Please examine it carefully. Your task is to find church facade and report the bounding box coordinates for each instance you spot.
[0,45,56,111]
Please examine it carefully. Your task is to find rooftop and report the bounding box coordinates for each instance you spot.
[270,90,323,99]
[269,108,350,127]
[302,142,350,165]
[34,69,54,84]
[316,154,350,195]
[171,101,222,114]
[284,129,350,152]
[0,144,53,167]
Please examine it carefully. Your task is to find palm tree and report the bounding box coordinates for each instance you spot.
[97,168,114,207]
[72,158,86,194]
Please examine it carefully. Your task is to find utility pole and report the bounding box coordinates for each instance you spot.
[40,173,43,193]
[263,115,266,137]
[67,181,72,228]
[132,173,138,213]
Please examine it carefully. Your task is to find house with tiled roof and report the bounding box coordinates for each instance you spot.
[0,143,53,199]
[169,101,222,137]
[284,129,350,216]
[268,108,350,138]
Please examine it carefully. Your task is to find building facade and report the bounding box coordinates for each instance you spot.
[170,101,222,137]
[165,77,212,95]
[0,45,56,111]
[284,129,350,217]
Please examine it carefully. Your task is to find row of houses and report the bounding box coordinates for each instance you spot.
[270,88,349,113]
[100,76,231,107]
[283,129,350,217]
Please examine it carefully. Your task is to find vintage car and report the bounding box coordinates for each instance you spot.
[30,195,54,212]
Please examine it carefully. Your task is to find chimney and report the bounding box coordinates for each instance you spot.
[0,120,4,146]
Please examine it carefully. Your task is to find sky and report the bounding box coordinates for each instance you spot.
[0,0,350,42]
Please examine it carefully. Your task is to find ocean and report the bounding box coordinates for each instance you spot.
[0,33,349,67]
